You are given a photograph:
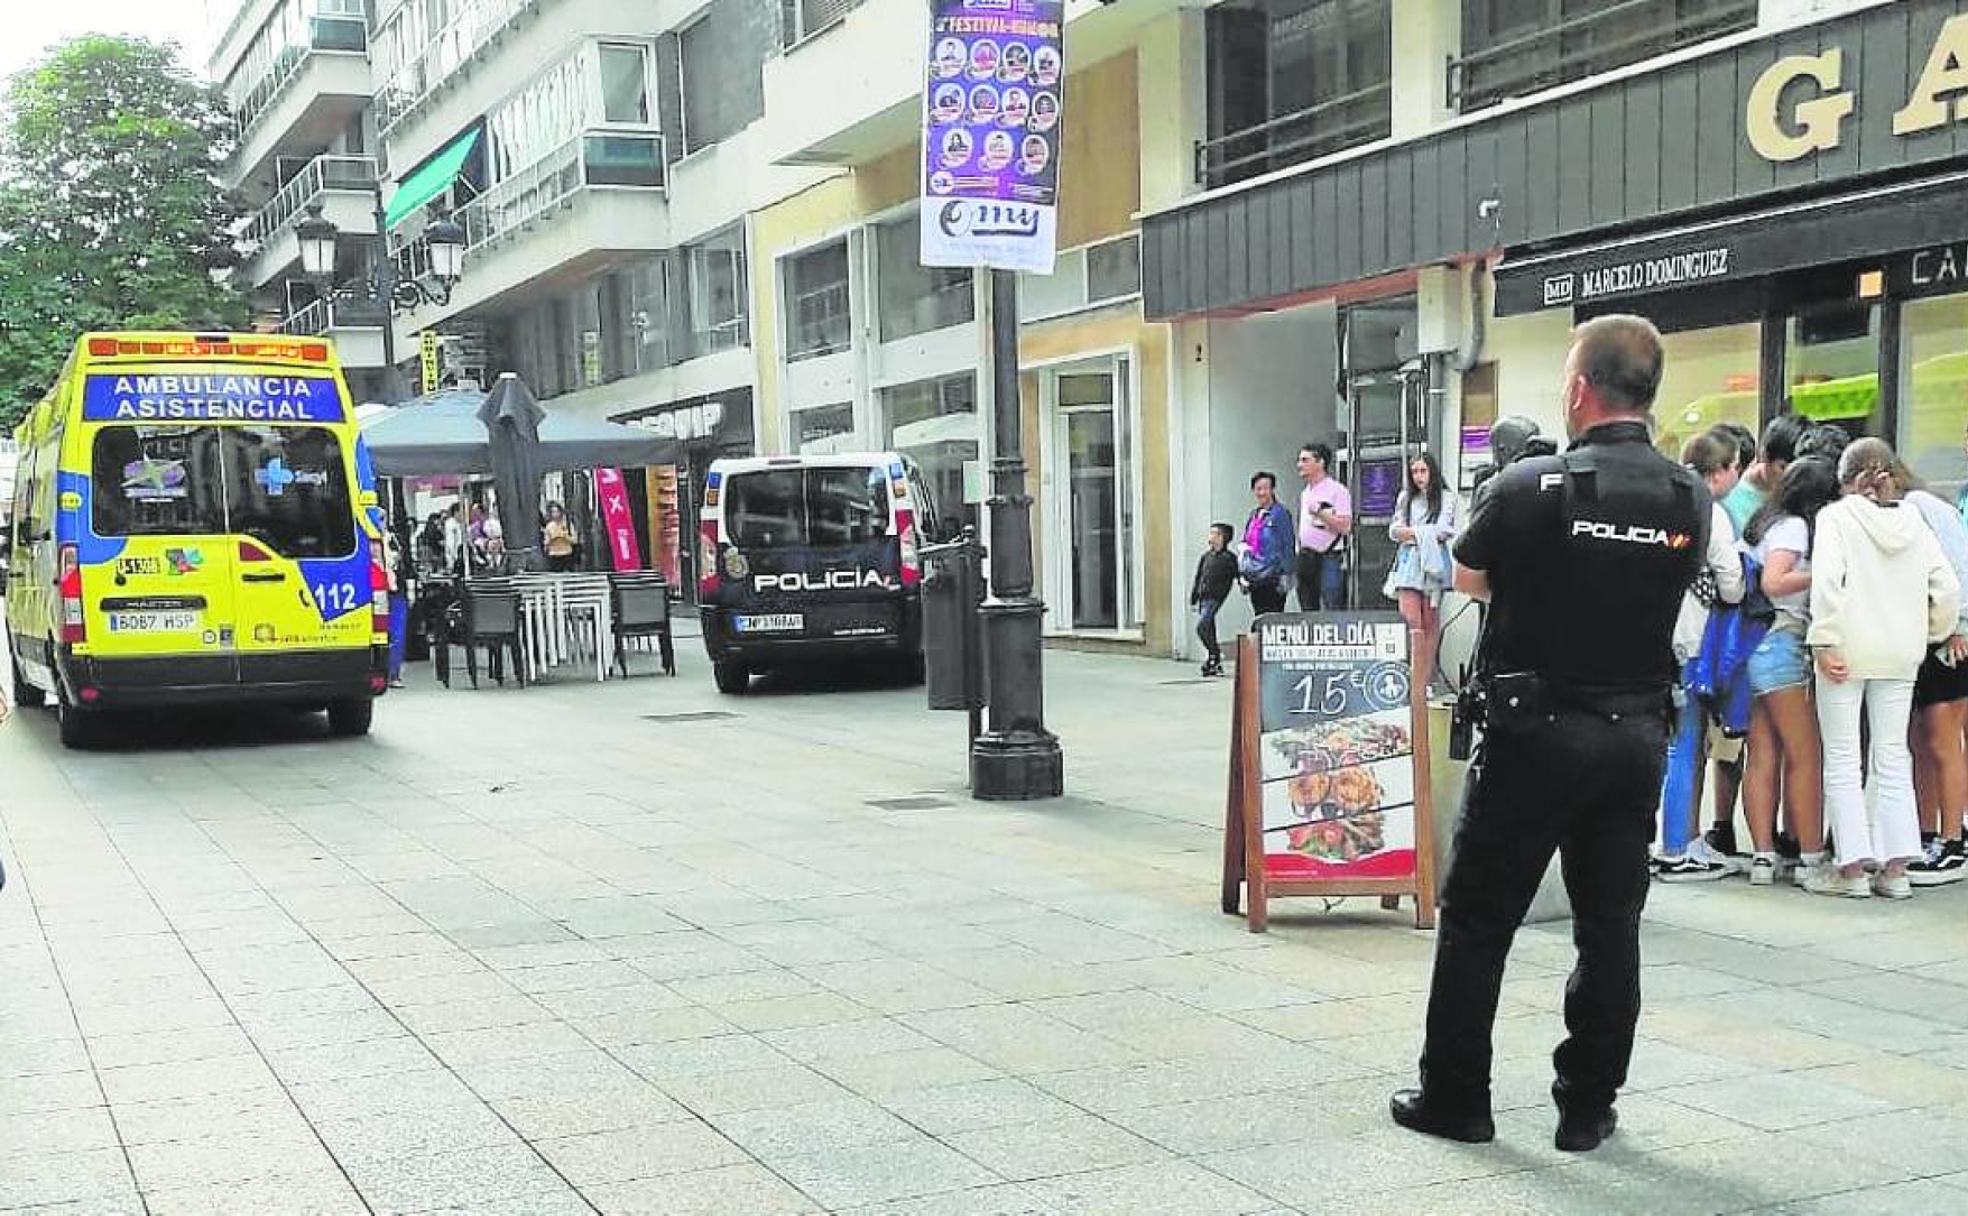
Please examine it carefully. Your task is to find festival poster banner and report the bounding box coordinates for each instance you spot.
[593,466,643,572]
[1256,614,1419,882]
[919,0,1064,274]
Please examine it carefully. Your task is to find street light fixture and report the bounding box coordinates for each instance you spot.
[295,203,339,283]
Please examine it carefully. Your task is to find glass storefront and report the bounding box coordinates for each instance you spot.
[882,374,978,528]
[1900,293,1968,500]
[1787,302,1886,445]
[1652,321,1761,458]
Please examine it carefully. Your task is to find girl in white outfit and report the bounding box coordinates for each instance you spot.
[1805,438,1962,899]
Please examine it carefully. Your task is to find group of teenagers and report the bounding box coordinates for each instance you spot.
[1184,411,1968,898]
[1188,440,1463,683]
[1658,413,1967,896]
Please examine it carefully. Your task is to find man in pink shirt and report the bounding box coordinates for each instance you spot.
[1296,441,1353,610]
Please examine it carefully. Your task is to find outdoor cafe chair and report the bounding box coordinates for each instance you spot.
[557,573,614,682]
[609,573,676,678]
[460,578,527,690]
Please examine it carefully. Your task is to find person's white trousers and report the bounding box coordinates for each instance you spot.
[1815,675,1921,868]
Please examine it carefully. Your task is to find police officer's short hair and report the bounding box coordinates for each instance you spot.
[1572,315,1664,412]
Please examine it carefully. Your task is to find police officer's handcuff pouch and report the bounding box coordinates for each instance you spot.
[1485,672,1547,734]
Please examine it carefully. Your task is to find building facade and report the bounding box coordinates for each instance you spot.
[207,0,1967,663]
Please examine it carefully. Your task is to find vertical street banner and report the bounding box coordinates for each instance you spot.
[1223,613,1439,932]
[593,467,643,572]
[919,0,1064,274]
[419,331,440,394]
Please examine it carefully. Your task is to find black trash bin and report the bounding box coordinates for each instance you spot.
[920,529,985,717]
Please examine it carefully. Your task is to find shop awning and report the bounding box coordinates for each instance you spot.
[383,128,481,231]
[1493,170,1968,317]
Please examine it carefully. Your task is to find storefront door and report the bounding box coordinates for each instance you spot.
[1341,299,1426,608]
[1042,360,1135,634]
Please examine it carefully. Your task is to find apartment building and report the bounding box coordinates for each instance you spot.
[1143,0,1968,650]
[209,1,1967,660]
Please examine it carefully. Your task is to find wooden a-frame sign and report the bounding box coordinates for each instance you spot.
[1222,614,1439,932]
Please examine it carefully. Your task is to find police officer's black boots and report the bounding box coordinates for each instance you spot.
[1555,1105,1618,1153]
[1389,1089,1495,1144]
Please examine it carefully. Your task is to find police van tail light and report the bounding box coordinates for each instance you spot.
[58,544,85,645]
[698,522,721,598]
[897,509,922,589]
[369,539,390,632]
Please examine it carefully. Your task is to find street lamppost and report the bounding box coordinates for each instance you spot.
[295,196,466,402]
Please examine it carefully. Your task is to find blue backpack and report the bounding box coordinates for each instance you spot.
[1686,551,1768,737]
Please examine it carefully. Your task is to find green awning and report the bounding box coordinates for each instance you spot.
[383,128,480,230]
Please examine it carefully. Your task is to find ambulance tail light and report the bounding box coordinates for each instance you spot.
[897,509,922,589]
[58,544,85,645]
[369,538,390,633]
[698,521,721,599]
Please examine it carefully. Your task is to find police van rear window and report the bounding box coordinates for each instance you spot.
[726,467,890,550]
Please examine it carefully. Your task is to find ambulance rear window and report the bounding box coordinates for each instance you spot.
[92,425,228,538]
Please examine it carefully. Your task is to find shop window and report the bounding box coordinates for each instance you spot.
[1787,302,1885,447]
[875,213,973,343]
[1454,0,1757,114]
[795,403,856,454]
[786,241,852,362]
[1652,321,1763,459]
[1902,295,1968,501]
[883,374,978,526]
[1202,0,1391,188]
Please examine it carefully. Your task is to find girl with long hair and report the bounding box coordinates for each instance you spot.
[1738,457,1841,886]
[1804,439,1960,898]
[1385,451,1461,690]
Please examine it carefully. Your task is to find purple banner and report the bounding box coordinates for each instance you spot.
[1359,458,1404,519]
[919,0,1064,274]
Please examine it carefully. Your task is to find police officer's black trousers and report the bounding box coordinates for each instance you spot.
[1419,704,1668,1117]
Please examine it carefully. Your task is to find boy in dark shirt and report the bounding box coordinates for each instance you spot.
[1192,523,1238,677]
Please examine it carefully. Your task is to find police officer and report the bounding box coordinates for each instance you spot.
[1391,315,1707,1153]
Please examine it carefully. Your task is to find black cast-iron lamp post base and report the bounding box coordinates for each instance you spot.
[970,596,1064,801]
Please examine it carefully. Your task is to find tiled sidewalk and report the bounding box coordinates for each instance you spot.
[2,649,1965,1214]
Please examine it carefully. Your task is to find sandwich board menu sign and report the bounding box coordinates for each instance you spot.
[1222,613,1438,932]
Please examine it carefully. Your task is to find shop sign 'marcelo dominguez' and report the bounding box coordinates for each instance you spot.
[1541,248,1732,307]
[1747,13,1968,162]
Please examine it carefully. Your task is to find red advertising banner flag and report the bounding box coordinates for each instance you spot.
[594,466,642,572]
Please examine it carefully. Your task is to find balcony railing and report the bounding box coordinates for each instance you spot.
[456,131,665,255]
[789,280,851,361]
[278,295,388,337]
[1450,0,1758,114]
[244,155,378,248]
[375,0,554,135]
[778,0,864,50]
[230,14,369,140]
[1195,81,1391,189]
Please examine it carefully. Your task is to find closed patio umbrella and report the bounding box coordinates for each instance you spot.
[477,373,547,570]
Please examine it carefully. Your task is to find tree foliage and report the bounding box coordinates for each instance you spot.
[0,36,246,430]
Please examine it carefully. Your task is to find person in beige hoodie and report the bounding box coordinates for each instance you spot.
[1805,438,1962,899]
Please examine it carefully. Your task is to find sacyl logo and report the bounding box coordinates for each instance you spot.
[1543,274,1576,307]
[755,570,896,593]
[1571,520,1692,550]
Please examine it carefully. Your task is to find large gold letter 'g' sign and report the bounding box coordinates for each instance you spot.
[1746,49,1855,162]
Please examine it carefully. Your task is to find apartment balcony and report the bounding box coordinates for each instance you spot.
[374,0,621,177]
[758,0,1182,167]
[393,130,669,334]
[280,296,389,369]
[238,156,378,290]
[224,15,371,194]
[1450,0,1758,114]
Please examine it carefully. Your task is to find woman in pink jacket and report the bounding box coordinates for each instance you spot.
[1805,438,1962,899]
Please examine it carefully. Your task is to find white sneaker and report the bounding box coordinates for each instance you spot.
[1870,871,1913,901]
[1748,854,1777,887]
[1801,865,1872,899]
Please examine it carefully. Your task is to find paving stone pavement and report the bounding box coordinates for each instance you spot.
[3,642,1967,1215]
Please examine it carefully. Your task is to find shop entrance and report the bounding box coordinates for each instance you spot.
[1341,298,1429,608]
[1040,358,1138,635]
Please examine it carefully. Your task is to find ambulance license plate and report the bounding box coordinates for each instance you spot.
[734,613,803,634]
[107,610,199,633]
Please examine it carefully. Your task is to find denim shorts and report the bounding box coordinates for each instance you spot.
[1748,627,1812,697]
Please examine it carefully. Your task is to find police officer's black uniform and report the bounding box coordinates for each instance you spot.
[1399,418,1706,1148]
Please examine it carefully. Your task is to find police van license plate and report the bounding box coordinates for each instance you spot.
[107,610,199,633]
[734,613,803,634]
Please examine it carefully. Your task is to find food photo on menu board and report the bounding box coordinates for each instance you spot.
[1256,615,1420,882]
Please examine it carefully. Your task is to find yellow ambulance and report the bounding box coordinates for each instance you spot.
[4,333,388,747]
